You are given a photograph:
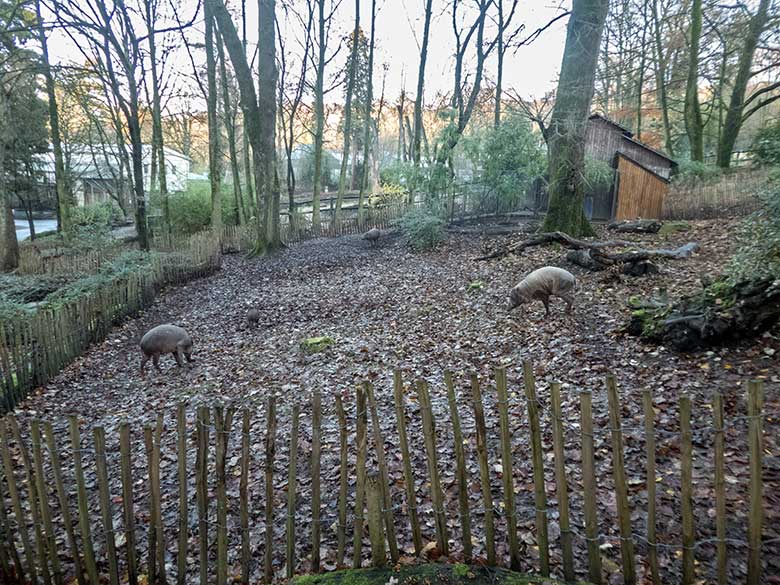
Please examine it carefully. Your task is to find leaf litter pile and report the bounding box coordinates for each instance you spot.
[9,219,780,584]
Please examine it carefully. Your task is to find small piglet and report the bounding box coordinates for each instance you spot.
[247,308,261,328]
[140,324,193,375]
[363,228,381,246]
[508,266,576,316]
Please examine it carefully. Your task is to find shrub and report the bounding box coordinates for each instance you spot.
[167,180,235,235]
[752,121,780,167]
[71,201,123,229]
[400,207,446,251]
[727,171,780,282]
[583,157,614,194]
[673,160,722,185]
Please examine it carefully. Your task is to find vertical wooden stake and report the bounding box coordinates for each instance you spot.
[0,464,23,581]
[286,403,299,580]
[416,379,449,556]
[522,361,550,577]
[495,367,520,570]
[713,393,727,585]
[747,380,764,585]
[642,390,660,585]
[177,405,188,585]
[364,381,399,563]
[311,393,322,572]
[215,405,235,585]
[606,374,636,585]
[93,426,119,585]
[68,415,100,585]
[119,422,138,585]
[470,373,495,565]
[444,371,472,562]
[680,395,695,585]
[353,386,368,568]
[239,409,251,585]
[264,396,277,584]
[580,391,602,585]
[392,371,423,556]
[195,406,210,585]
[550,383,574,582]
[144,425,158,584]
[43,421,85,585]
[366,474,387,568]
[335,396,348,566]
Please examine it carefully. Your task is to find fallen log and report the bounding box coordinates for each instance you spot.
[607,219,662,233]
[627,278,780,351]
[474,231,699,274]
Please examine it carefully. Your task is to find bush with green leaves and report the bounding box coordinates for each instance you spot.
[71,201,123,229]
[752,121,780,167]
[672,160,722,185]
[583,157,614,194]
[400,207,446,250]
[167,180,235,235]
[727,171,780,283]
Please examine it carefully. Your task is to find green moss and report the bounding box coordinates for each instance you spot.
[300,336,336,353]
[468,281,484,292]
[658,221,691,236]
[291,564,593,585]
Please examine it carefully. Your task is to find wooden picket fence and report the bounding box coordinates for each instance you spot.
[0,232,222,412]
[662,168,769,220]
[0,364,772,585]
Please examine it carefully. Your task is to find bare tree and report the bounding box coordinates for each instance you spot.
[205,0,222,232]
[357,0,376,220]
[684,0,704,161]
[413,0,433,168]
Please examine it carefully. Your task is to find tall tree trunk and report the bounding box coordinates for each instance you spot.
[494,0,504,128]
[0,100,18,271]
[635,2,647,140]
[333,0,360,228]
[205,0,222,233]
[216,32,245,225]
[145,0,170,235]
[259,0,280,247]
[35,0,73,235]
[651,0,673,156]
[413,0,434,167]
[311,0,326,232]
[684,0,704,162]
[241,0,256,220]
[716,0,770,168]
[397,89,405,162]
[541,0,608,237]
[357,0,376,222]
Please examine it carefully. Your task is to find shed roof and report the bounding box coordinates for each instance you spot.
[587,113,677,167]
[588,113,633,137]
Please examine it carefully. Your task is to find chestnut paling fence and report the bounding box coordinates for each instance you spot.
[0,364,774,585]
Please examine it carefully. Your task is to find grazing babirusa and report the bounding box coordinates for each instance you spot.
[140,324,194,375]
[508,266,577,316]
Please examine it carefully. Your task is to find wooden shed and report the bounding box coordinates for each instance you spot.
[584,114,676,220]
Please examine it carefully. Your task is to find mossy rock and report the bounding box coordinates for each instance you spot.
[658,221,691,236]
[292,564,592,585]
[300,336,335,353]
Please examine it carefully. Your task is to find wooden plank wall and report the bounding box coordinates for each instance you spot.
[614,154,668,220]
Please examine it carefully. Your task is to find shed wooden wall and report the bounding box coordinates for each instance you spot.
[618,137,673,179]
[614,154,668,220]
[585,117,625,164]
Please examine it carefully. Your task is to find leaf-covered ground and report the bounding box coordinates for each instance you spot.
[11,220,780,584]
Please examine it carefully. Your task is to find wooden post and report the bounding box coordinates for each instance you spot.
[119,422,138,585]
[580,391,602,584]
[713,393,727,585]
[364,381,399,562]
[416,379,449,556]
[286,403,299,580]
[522,361,549,577]
[335,396,348,566]
[239,409,251,585]
[366,474,387,568]
[642,390,660,585]
[470,373,495,565]
[353,386,368,568]
[550,383,574,582]
[8,416,51,585]
[42,421,85,585]
[605,375,636,584]
[177,405,188,585]
[495,367,520,570]
[311,393,322,572]
[444,371,472,562]
[93,426,119,585]
[30,421,64,585]
[195,406,210,585]
[392,371,423,556]
[0,464,22,582]
[0,420,34,584]
[264,396,277,584]
[215,405,235,585]
[747,380,764,585]
[68,415,100,585]
[680,395,695,585]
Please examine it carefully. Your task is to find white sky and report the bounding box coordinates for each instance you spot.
[46,0,570,109]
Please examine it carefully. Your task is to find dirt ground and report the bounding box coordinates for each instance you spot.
[12,219,780,584]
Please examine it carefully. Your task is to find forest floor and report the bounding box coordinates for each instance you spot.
[12,219,780,584]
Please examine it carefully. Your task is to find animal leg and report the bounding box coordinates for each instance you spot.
[152,354,162,373]
[140,354,149,377]
[562,294,574,314]
[174,350,184,367]
[541,298,550,317]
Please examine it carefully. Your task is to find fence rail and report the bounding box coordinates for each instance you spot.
[663,168,769,220]
[0,232,222,412]
[0,365,773,585]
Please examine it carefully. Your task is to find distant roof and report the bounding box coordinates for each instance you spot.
[588,113,633,137]
[588,113,676,166]
[621,135,678,167]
